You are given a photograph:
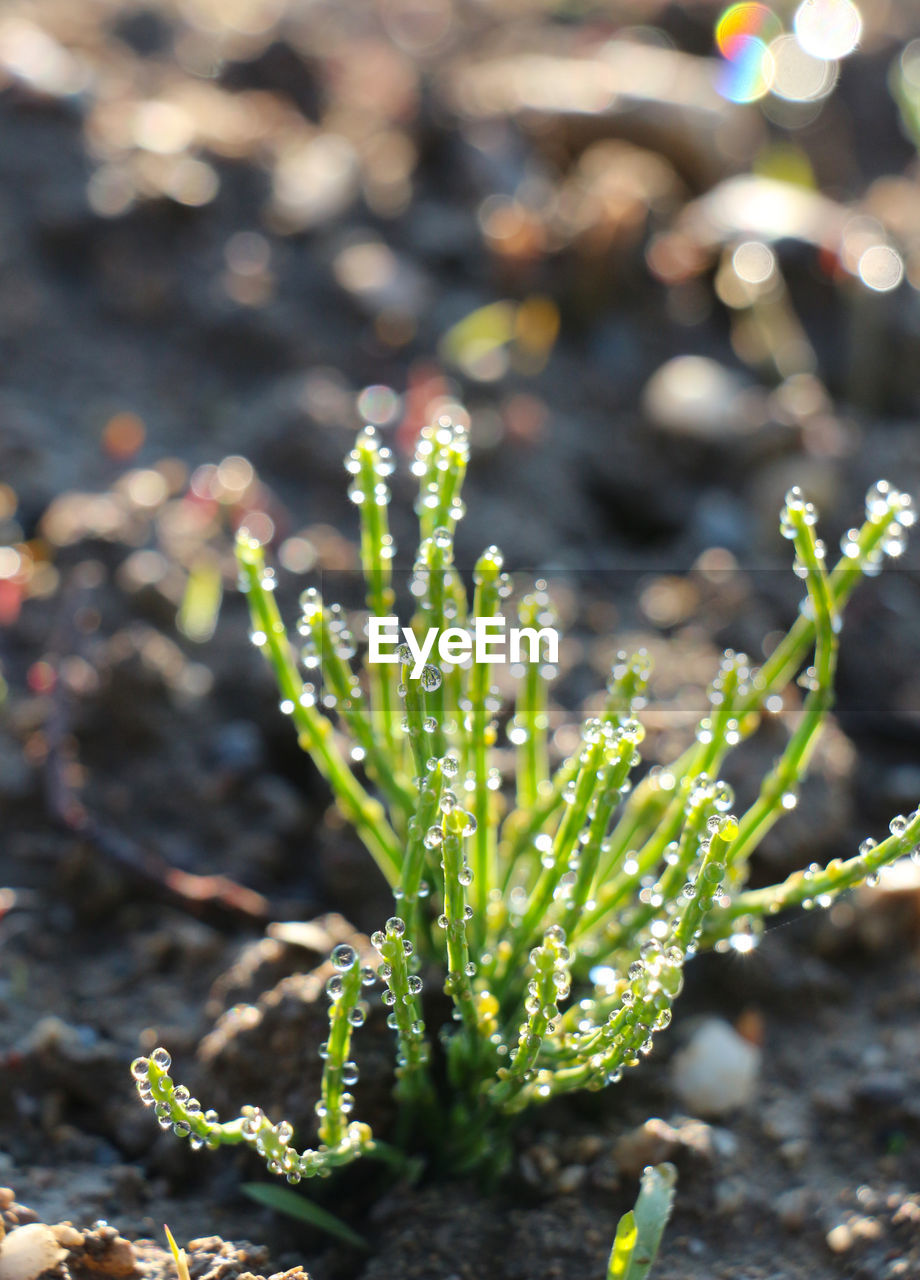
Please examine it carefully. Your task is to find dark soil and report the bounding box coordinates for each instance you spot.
[2,2,920,1279]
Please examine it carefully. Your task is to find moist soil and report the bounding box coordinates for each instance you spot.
[2,2,920,1279]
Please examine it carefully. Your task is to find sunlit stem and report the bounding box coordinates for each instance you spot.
[440,807,477,1037]
[728,500,837,875]
[305,595,414,820]
[236,535,401,885]
[590,509,904,882]
[703,807,920,938]
[400,658,433,780]
[319,954,364,1148]
[355,432,398,759]
[468,546,503,933]
[374,921,435,1110]
[400,758,445,941]
[508,733,607,966]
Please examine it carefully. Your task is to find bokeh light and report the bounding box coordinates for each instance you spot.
[732,240,776,285]
[716,4,782,103]
[357,385,402,426]
[768,34,837,102]
[793,0,862,62]
[857,244,904,292]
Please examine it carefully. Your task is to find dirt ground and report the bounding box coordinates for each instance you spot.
[2,1,920,1278]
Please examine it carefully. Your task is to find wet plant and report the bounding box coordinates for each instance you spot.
[132,418,920,1196]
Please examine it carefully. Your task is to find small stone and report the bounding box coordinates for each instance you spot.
[708,1127,739,1160]
[50,1226,83,1250]
[761,1098,808,1143]
[613,1118,680,1176]
[853,1072,907,1108]
[642,356,762,442]
[779,1138,809,1168]
[671,1019,760,1116]
[555,1164,587,1194]
[826,1222,853,1254]
[714,1177,749,1215]
[569,1135,604,1163]
[773,1186,814,1231]
[810,1082,851,1115]
[0,1224,67,1280]
[614,1115,716,1176]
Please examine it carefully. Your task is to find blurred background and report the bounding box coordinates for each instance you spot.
[2,3,920,1269]
[3,0,920,807]
[1,0,920,543]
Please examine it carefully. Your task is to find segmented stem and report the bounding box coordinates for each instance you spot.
[236,535,402,884]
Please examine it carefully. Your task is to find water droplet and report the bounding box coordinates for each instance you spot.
[420,664,442,692]
[331,944,356,971]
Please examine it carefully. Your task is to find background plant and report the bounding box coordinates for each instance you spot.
[132,417,919,1187]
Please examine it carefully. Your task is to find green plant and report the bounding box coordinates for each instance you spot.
[608,1162,676,1280]
[131,418,919,1196]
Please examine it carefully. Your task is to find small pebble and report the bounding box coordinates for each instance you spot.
[670,1019,760,1116]
[773,1186,814,1231]
[826,1222,853,1254]
[778,1138,809,1168]
[713,1177,748,1216]
[0,1224,67,1280]
[555,1164,587,1194]
[613,1118,681,1176]
[761,1098,808,1143]
[642,356,760,441]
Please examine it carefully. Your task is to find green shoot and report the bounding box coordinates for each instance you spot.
[130,416,917,1275]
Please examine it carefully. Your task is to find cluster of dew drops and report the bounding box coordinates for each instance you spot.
[130,1050,219,1149]
[411,418,469,524]
[344,425,396,513]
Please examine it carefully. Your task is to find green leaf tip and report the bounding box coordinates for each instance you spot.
[608,1162,677,1280]
[242,1183,369,1250]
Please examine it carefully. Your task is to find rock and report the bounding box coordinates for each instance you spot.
[773,1186,815,1232]
[49,1227,82,1250]
[713,1178,750,1216]
[670,1019,760,1117]
[779,1138,809,1168]
[853,861,920,952]
[0,1224,66,1280]
[613,1118,681,1176]
[760,1098,809,1144]
[852,1072,908,1109]
[825,1222,853,1254]
[554,1164,587,1194]
[66,1222,137,1277]
[641,356,765,442]
[613,1115,715,1176]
